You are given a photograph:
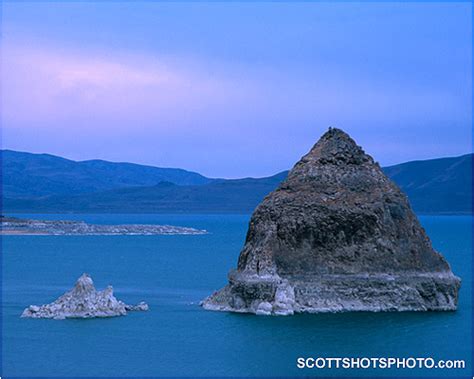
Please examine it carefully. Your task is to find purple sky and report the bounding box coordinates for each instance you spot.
[1,2,472,178]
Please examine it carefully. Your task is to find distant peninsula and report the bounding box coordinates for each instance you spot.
[0,216,207,235]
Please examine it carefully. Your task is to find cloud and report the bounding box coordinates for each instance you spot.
[1,44,258,131]
[1,41,470,176]
[3,42,468,130]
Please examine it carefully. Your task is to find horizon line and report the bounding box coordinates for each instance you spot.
[1,147,472,181]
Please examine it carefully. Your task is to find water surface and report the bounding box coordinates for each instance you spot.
[2,214,472,377]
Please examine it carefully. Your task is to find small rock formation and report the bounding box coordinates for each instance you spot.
[1,217,207,235]
[202,128,461,315]
[21,274,149,319]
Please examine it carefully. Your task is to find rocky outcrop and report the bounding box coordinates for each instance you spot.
[21,274,149,319]
[202,128,461,315]
[1,217,207,235]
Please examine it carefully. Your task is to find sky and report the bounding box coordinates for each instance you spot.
[1,2,472,178]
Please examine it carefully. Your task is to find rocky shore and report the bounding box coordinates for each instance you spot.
[202,128,461,315]
[21,274,149,319]
[1,216,207,235]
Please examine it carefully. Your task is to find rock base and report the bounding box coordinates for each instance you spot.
[201,271,461,315]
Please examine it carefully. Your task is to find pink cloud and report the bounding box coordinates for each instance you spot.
[1,42,469,177]
[1,44,261,131]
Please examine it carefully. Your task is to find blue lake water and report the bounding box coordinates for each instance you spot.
[1,213,472,377]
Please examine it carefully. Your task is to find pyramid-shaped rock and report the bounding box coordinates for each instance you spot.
[202,128,460,315]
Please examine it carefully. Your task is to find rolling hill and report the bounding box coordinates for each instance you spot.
[1,149,211,198]
[3,172,288,213]
[1,150,471,214]
[382,154,472,214]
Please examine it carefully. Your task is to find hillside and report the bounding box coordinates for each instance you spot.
[1,150,211,198]
[1,150,471,214]
[3,172,288,213]
[382,154,472,214]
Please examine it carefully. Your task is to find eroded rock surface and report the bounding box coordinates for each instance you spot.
[202,128,461,315]
[21,274,149,319]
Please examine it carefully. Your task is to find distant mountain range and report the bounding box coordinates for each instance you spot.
[383,154,472,214]
[1,149,210,199]
[1,149,471,214]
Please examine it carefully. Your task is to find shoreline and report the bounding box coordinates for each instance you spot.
[0,216,208,236]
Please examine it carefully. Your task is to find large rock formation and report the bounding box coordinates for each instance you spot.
[202,128,460,315]
[21,274,149,319]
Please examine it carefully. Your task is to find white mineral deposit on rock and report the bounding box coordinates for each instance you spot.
[201,128,460,315]
[21,273,149,319]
